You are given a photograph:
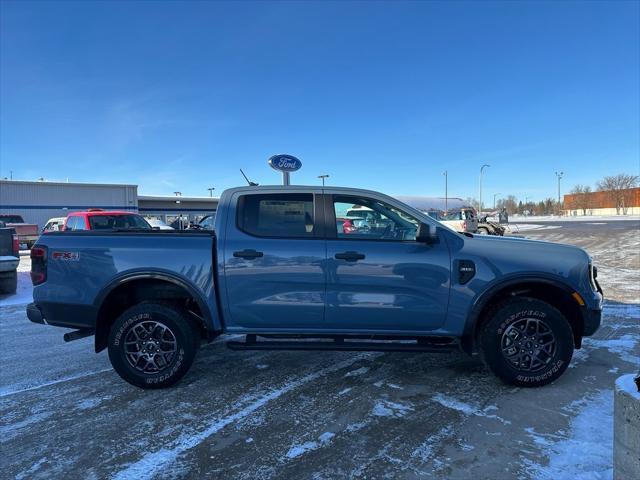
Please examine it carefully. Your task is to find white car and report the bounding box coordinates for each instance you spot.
[145,218,174,230]
[42,217,67,233]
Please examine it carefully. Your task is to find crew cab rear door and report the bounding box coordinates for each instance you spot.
[222,191,326,331]
[324,192,451,332]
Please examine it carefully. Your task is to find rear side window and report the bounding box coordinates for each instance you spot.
[237,194,315,238]
[89,215,151,230]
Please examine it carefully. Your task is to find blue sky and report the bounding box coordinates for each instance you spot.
[1,0,638,202]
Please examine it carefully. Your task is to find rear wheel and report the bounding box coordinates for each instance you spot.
[480,298,574,387]
[108,303,200,389]
[477,227,490,235]
[0,270,17,294]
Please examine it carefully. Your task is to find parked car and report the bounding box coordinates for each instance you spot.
[0,214,39,249]
[438,207,478,234]
[187,214,216,231]
[64,210,151,231]
[42,217,67,233]
[28,185,602,389]
[0,226,20,294]
[145,218,174,230]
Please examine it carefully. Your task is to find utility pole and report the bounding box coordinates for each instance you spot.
[479,164,490,214]
[207,187,215,197]
[525,196,529,217]
[493,192,501,210]
[555,171,564,215]
[443,171,448,213]
[317,174,329,187]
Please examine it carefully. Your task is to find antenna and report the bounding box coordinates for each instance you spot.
[240,168,258,186]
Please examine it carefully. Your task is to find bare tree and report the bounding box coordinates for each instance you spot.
[597,174,639,214]
[496,195,518,214]
[570,184,593,215]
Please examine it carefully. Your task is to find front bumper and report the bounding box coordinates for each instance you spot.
[583,308,602,337]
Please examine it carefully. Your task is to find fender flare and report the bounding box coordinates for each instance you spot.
[461,274,585,353]
[93,270,219,352]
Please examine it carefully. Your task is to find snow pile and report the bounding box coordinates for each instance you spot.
[523,389,613,480]
[616,374,640,399]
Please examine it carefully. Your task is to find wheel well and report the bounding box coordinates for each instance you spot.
[471,281,584,351]
[94,278,208,352]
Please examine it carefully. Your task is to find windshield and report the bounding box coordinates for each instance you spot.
[0,215,24,223]
[89,214,151,230]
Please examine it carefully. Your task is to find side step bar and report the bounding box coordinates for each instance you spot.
[226,334,459,353]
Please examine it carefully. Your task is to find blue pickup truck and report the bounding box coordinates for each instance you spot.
[27,186,603,389]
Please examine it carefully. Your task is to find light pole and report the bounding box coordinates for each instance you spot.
[443,171,448,213]
[555,171,564,215]
[525,196,529,217]
[479,164,490,214]
[207,187,215,197]
[493,192,501,210]
[318,174,329,187]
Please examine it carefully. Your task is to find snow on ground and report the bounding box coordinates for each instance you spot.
[522,390,614,480]
[510,215,640,222]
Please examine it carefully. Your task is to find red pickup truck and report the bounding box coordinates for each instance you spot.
[63,209,151,231]
[0,214,39,249]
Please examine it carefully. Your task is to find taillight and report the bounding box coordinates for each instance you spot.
[462,220,468,231]
[12,235,20,257]
[30,245,48,285]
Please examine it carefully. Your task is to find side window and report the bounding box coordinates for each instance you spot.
[74,216,87,230]
[237,194,315,238]
[66,216,77,231]
[334,196,419,241]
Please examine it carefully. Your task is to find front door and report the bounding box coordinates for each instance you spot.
[223,191,326,331]
[325,193,451,332]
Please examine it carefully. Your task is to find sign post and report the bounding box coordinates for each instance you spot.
[268,154,302,185]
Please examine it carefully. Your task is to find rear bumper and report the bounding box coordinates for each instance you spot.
[27,302,97,329]
[0,256,19,272]
[583,308,602,337]
[27,303,46,324]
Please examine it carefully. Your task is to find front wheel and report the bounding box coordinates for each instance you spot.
[480,298,574,387]
[108,303,200,389]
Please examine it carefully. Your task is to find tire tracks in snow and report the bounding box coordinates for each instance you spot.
[111,354,374,480]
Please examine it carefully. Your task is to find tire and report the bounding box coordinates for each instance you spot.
[0,270,18,294]
[108,303,200,389]
[477,227,490,235]
[480,297,574,387]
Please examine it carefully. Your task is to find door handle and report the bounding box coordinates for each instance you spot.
[233,249,264,259]
[334,251,365,262]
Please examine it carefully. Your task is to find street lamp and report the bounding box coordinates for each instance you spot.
[479,164,490,214]
[555,171,564,215]
[317,174,329,187]
[207,187,215,197]
[493,192,501,210]
[443,171,448,213]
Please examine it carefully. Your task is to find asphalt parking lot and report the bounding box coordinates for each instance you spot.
[1,220,639,480]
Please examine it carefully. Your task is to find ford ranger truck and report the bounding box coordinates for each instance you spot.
[27,186,603,389]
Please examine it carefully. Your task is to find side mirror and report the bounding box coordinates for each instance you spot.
[416,222,438,244]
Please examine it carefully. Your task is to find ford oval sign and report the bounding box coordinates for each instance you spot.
[268,154,302,172]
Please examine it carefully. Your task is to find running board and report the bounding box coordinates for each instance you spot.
[226,335,459,353]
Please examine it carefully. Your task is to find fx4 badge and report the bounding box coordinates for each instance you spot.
[52,251,80,261]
